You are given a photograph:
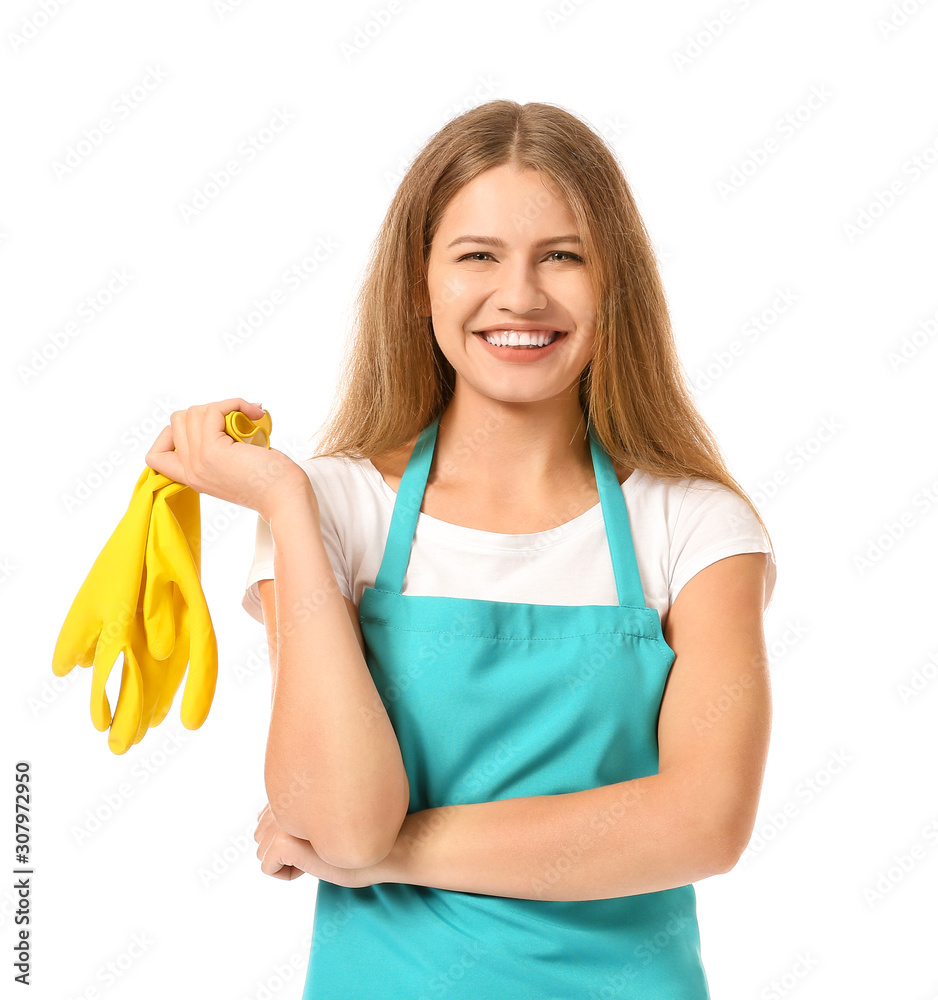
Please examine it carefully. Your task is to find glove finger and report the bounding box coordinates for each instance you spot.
[142,489,196,729]
[149,585,192,729]
[165,483,202,575]
[107,642,144,755]
[89,610,131,733]
[52,467,158,676]
[143,487,186,659]
[127,598,172,742]
[225,408,272,449]
[180,603,217,731]
[157,502,217,730]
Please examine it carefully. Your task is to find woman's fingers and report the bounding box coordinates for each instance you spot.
[169,409,191,464]
[145,423,186,483]
[213,398,264,419]
[146,397,281,510]
[185,405,204,477]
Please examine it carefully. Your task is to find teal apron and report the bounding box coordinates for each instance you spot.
[302,415,711,999]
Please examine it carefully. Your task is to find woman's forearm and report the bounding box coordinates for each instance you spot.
[263,485,409,870]
[375,773,734,901]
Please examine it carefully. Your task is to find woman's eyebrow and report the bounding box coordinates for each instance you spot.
[446,235,583,249]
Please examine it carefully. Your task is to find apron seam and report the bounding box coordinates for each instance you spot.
[359,621,661,642]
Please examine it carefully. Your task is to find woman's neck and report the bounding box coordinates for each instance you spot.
[434,396,589,490]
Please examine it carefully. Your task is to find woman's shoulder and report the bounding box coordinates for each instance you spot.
[296,451,375,500]
[627,471,761,543]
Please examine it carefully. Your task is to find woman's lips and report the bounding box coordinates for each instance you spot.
[473,330,567,362]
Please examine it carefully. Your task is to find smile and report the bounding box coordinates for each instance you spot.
[474,330,567,348]
[472,330,568,361]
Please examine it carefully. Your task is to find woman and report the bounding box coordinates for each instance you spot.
[148,100,776,998]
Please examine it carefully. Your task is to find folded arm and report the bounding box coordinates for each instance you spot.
[260,485,410,870]
[364,551,772,901]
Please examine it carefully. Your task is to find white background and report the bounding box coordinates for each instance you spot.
[4,1,937,997]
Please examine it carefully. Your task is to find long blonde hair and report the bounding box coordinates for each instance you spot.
[310,99,773,554]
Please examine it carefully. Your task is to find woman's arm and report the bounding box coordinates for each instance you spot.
[355,551,772,901]
[260,485,410,870]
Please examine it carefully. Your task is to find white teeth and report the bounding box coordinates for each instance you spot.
[482,330,559,348]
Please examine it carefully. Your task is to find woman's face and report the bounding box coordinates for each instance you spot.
[425,163,597,407]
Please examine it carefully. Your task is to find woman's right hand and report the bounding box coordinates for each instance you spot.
[145,398,313,523]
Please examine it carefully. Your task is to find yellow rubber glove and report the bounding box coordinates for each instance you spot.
[140,408,270,732]
[103,482,198,754]
[52,408,272,754]
[52,464,172,724]
[140,480,195,661]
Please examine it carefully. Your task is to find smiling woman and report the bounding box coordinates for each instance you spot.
[238,99,777,1000]
[426,165,599,405]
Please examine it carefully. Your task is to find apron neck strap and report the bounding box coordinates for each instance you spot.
[374,415,648,608]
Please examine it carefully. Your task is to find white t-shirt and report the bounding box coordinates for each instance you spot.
[242,455,777,632]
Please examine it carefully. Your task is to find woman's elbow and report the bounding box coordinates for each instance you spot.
[705,814,752,875]
[265,779,409,871]
[314,810,406,870]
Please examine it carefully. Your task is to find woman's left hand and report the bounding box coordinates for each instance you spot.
[253,803,390,888]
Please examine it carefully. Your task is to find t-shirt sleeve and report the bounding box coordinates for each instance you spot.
[241,462,354,625]
[669,480,777,611]
[241,513,275,625]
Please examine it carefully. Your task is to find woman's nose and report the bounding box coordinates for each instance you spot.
[493,261,548,314]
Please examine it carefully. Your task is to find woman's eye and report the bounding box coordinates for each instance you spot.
[455,251,583,263]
